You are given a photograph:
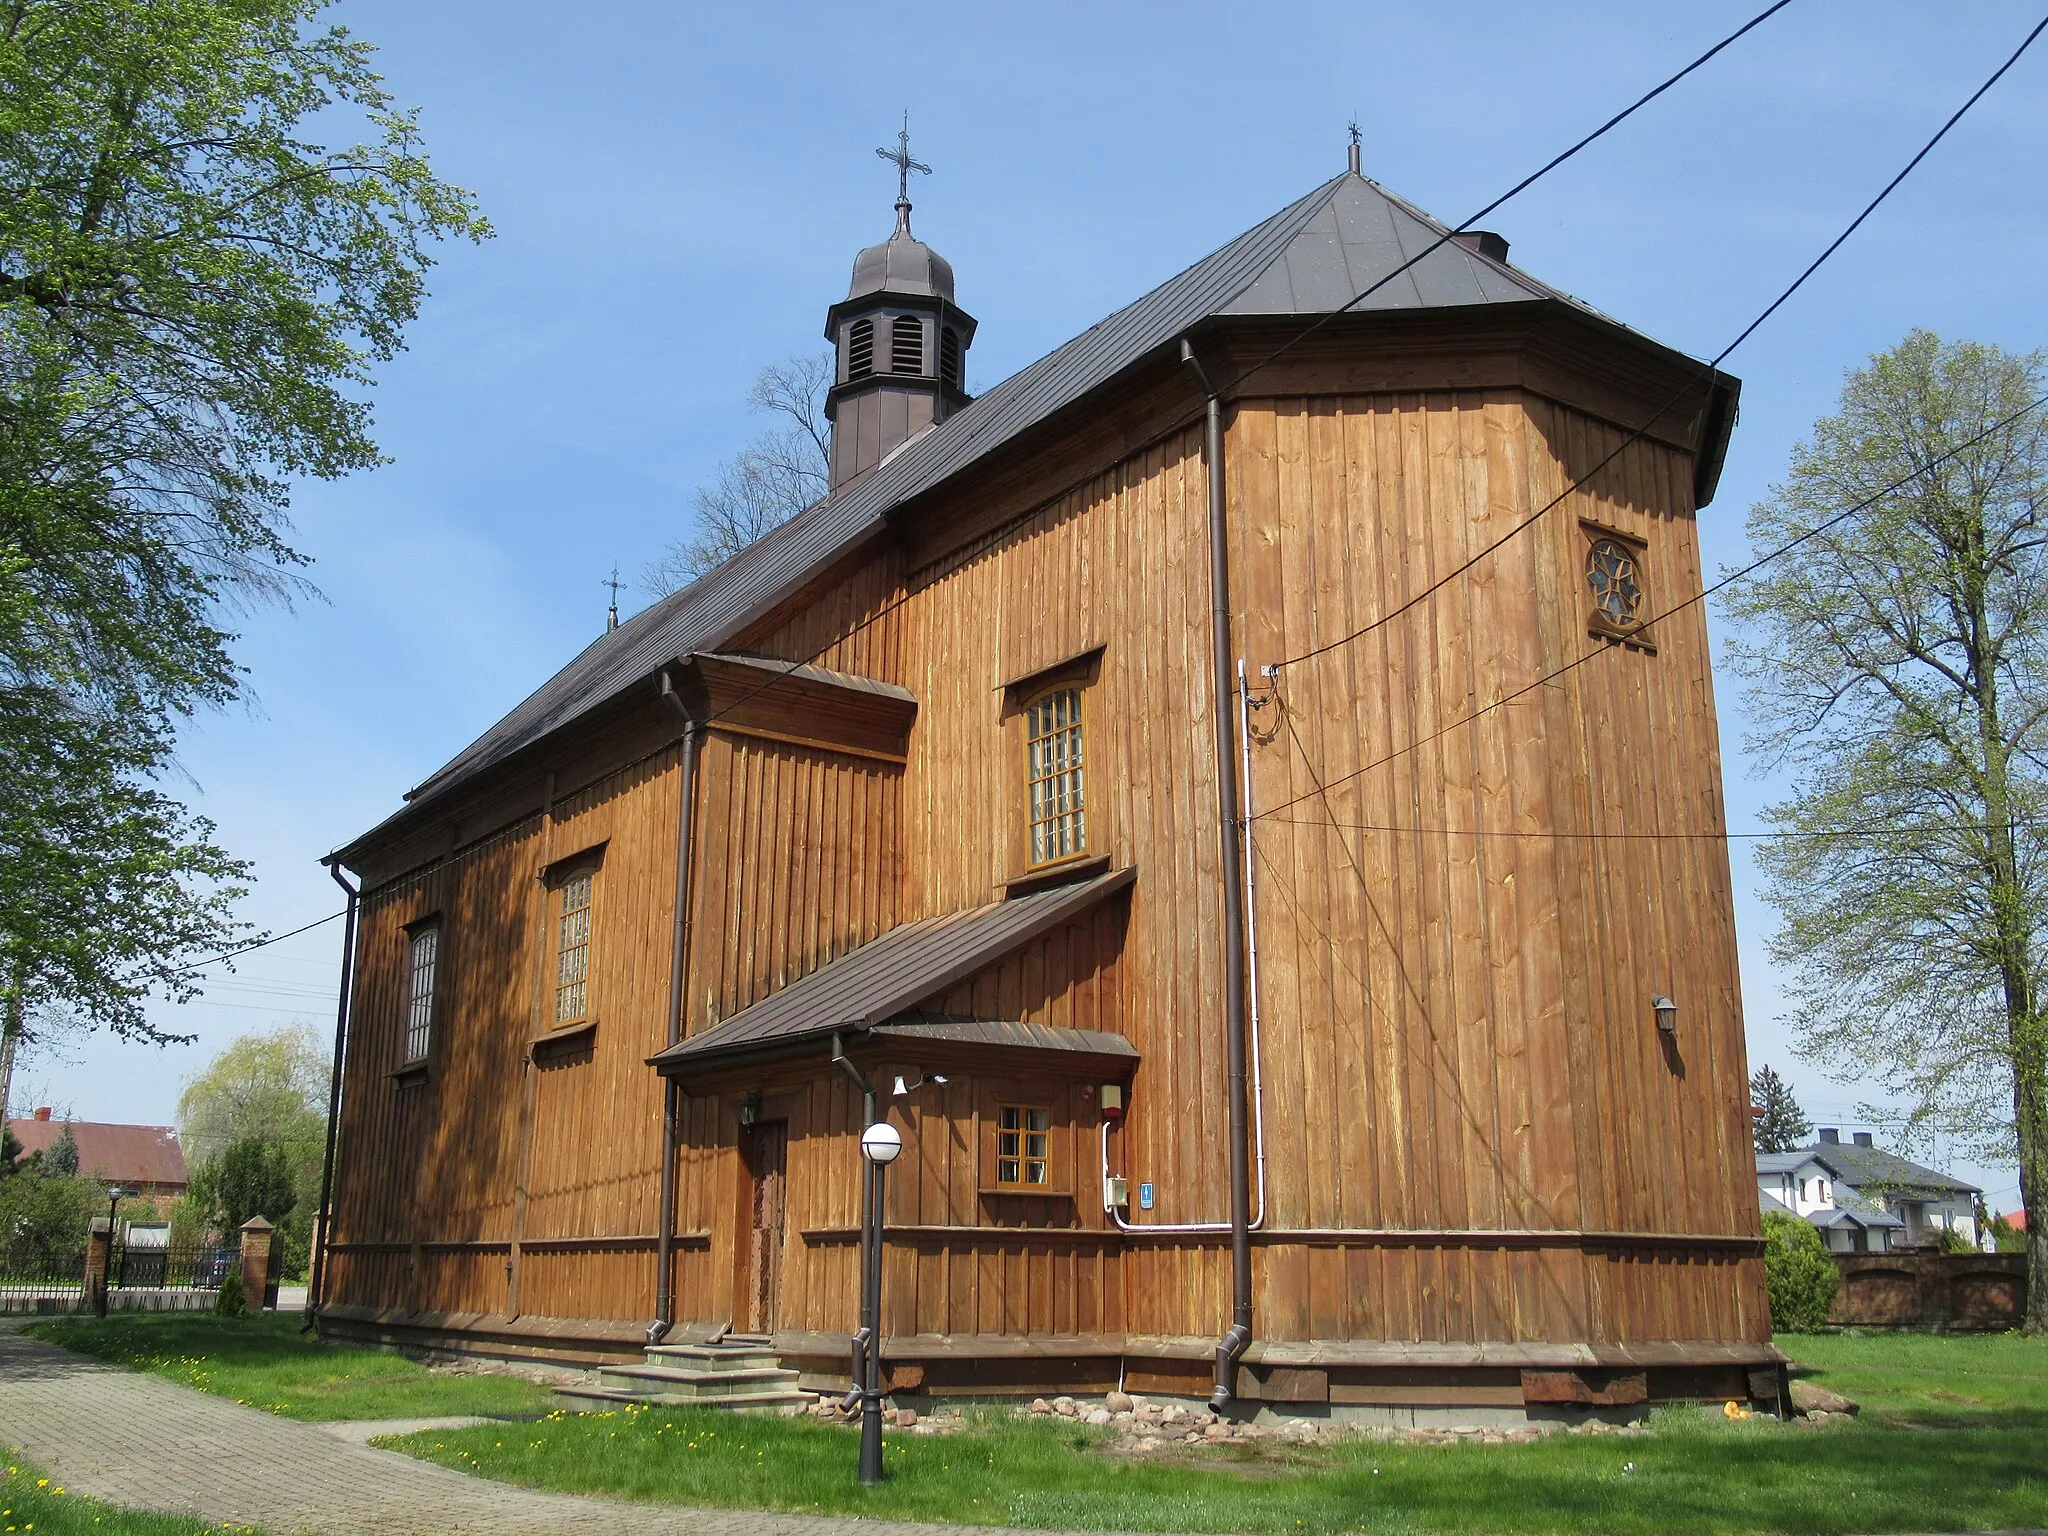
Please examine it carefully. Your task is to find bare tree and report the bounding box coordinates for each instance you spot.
[643,354,832,596]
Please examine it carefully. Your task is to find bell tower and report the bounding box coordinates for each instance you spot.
[825,122,976,490]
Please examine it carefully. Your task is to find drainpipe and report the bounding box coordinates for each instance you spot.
[652,669,704,1343]
[1180,337,1254,1413]
[304,860,361,1333]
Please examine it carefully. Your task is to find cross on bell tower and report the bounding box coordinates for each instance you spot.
[876,115,930,237]
[823,116,977,490]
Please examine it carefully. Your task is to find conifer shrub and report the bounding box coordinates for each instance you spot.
[1764,1209,1838,1331]
[214,1265,246,1317]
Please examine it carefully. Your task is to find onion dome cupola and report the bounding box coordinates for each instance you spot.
[824,123,977,490]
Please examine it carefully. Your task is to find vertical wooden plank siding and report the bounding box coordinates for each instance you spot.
[332,384,1763,1358]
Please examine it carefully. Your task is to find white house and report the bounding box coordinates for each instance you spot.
[1755,1129,1981,1253]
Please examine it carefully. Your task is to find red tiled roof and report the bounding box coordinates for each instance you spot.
[5,1120,187,1189]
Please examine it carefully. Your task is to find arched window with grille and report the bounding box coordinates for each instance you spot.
[890,315,924,375]
[847,317,874,380]
[939,327,962,389]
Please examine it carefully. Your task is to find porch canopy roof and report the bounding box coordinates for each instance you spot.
[649,866,1135,1075]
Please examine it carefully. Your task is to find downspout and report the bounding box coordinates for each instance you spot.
[653,670,704,1342]
[304,860,360,1333]
[1180,337,1254,1413]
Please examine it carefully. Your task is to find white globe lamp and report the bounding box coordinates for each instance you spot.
[860,1121,903,1164]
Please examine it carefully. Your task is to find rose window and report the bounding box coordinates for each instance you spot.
[1587,538,1643,630]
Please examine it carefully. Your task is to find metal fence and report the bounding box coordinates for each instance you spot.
[114,1239,233,1291]
[0,1233,233,1313]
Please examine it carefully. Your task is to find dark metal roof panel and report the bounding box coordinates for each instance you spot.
[376,174,1662,831]
[650,868,1135,1069]
[871,1017,1139,1059]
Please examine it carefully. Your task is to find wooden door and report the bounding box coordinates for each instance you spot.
[735,1121,788,1334]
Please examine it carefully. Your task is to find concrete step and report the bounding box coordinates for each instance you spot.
[644,1343,784,1373]
[598,1364,803,1398]
[552,1383,810,1415]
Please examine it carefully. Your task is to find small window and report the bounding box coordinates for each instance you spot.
[996,1104,1050,1187]
[554,871,594,1025]
[1586,534,1644,631]
[404,926,438,1064]
[890,314,923,374]
[939,327,962,388]
[848,317,874,380]
[1025,687,1087,867]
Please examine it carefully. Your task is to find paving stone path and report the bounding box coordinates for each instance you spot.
[0,1326,1026,1535]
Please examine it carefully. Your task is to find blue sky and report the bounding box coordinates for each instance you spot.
[20,0,2045,1210]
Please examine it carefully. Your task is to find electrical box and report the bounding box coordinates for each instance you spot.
[1103,1174,1129,1210]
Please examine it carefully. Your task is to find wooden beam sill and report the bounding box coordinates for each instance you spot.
[979,1188,1075,1200]
[1004,853,1112,899]
[529,1019,597,1051]
[391,1061,429,1085]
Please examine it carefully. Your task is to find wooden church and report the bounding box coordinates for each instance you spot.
[318,138,1777,1417]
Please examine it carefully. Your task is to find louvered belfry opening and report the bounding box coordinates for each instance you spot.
[891,314,924,374]
[825,194,975,490]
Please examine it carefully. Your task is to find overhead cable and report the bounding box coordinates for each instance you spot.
[662,6,1799,739]
[1252,390,2048,823]
[1265,8,2048,678]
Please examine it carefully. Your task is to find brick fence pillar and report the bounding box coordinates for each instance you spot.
[238,1216,276,1312]
[84,1217,112,1316]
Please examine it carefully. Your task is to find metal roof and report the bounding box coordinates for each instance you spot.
[367,171,1705,842]
[871,1016,1139,1060]
[1757,1142,1977,1196]
[649,867,1135,1072]
[1808,1185,1906,1231]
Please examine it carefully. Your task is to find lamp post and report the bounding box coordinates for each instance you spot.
[99,1186,135,1317]
[856,1119,901,1486]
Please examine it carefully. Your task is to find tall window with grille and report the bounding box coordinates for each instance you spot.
[1025,687,1086,866]
[890,314,924,374]
[403,925,438,1065]
[995,1104,1050,1188]
[554,871,594,1025]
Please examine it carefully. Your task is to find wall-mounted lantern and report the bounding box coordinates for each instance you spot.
[1652,995,1678,1035]
[737,1089,763,1128]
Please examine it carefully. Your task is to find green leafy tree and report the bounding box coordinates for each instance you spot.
[210,1134,295,1237]
[0,0,488,1050]
[1724,332,2048,1332]
[1988,1213,2028,1253]
[1752,1065,1812,1154]
[1763,1210,1840,1332]
[0,1160,100,1252]
[179,1026,326,1271]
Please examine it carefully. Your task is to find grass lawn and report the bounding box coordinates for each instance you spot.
[1781,1328,2048,1429]
[23,1314,552,1424]
[0,1452,269,1535]
[376,1331,2048,1534]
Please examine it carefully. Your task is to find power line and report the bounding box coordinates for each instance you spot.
[167,909,346,977]
[1254,388,2048,822]
[666,8,1799,741]
[1218,0,1799,399]
[1256,815,2048,844]
[1265,8,2048,679]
